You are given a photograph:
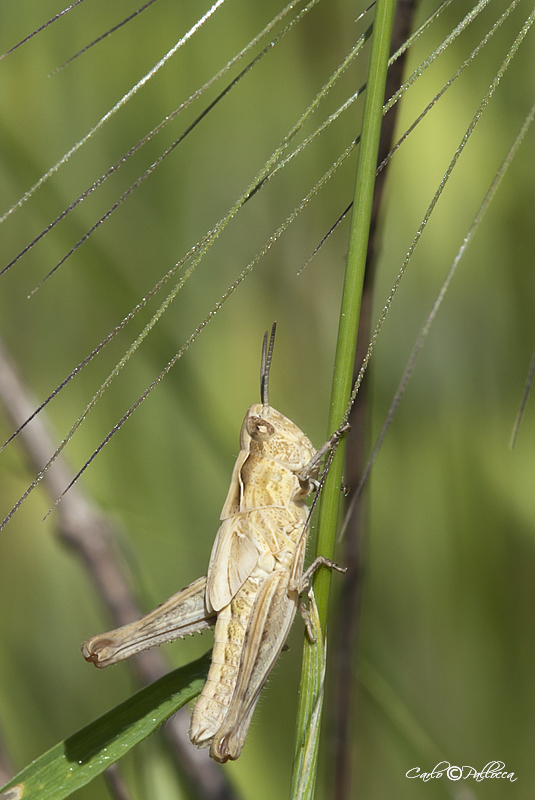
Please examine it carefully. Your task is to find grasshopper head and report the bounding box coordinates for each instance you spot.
[242,403,316,472]
[238,324,317,472]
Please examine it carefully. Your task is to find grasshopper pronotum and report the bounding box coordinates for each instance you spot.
[82,324,348,762]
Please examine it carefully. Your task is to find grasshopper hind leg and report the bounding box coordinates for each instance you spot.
[82,576,214,668]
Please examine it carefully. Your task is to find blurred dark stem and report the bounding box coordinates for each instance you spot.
[328,2,417,798]
[103,763,134,800]
[0,724,13,787]
[0,337,239,800]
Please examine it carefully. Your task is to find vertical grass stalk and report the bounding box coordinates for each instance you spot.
[290,0,397,795]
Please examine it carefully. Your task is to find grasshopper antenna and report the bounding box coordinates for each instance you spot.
[260,322,277,408]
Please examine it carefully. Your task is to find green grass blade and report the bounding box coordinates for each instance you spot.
[314,0,397,622]
[290,0,396,796]
[0,651,211,800]
[290,594,325,800]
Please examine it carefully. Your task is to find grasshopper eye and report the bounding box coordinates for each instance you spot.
[247,416,275,440]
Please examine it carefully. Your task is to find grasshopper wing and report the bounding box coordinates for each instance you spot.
[82,576,214,668]
[206,515,259,612]
[209,568,298,762]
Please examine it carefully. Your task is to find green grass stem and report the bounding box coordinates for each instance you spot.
[291,0,397,795]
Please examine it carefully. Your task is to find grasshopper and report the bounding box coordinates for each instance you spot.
[82,324,348,762]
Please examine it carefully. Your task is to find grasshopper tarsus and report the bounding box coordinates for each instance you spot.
[298,600,317,643]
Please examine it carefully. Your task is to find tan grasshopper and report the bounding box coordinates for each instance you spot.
[82,324,348,762]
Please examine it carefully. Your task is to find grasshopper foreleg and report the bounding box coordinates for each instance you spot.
[298,422,350,484]
[300,556,347,588]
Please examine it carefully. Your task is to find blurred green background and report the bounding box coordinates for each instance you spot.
[0,0,534,798]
